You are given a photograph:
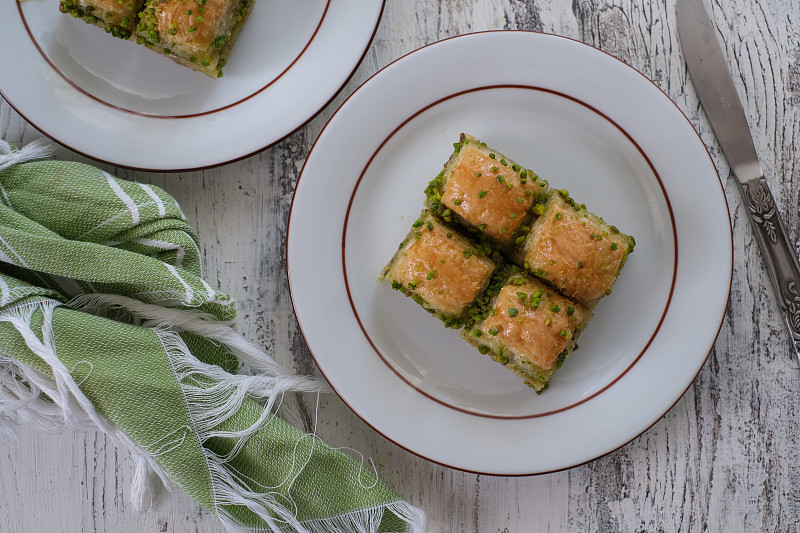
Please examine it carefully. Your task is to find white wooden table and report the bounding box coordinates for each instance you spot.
[2,0,799,531]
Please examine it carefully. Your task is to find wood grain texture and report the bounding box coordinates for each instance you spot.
[2,0,800,531]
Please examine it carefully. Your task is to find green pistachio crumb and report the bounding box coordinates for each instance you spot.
[212,35,228,50]
[478,191,487,198]
[508,307,519,317]
[611,242,618,251]
[567,305,575,316]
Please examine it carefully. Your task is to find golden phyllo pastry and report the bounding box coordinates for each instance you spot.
[381,133,635,393]
[518,190,635,309]
[461,272,587,392]
[425,133,549,248]
[59,0,144,39]
[381,210,497,328]
[135,0,254,77]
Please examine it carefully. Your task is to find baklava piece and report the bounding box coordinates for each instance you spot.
[60,0,144,39]
[381,210,497,328]
[136,0,254,77]
[461,271,587,392]
[518,189,635,309]
[425,133,549,248]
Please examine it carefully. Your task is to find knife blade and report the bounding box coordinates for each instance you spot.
[677,0,800,359]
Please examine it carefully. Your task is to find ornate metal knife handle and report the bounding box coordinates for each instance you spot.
[739,176,800,359]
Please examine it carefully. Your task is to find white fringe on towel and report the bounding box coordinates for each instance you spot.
[0,296,425,533]
[67,293,330,430]
[0,139,55,172]
[0,300,173,510]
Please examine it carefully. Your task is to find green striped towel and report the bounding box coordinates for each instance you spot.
[0,140,425,533]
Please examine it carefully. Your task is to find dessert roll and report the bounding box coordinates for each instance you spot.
[60,0,144,39]
[461,271,587,392]
[136,0,254,77]
[425,133,549,248]
[518,189,635,308]
[381,210,497,328]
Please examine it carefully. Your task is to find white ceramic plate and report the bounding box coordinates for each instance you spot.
[0,0,383,170]
[287,31,732,475]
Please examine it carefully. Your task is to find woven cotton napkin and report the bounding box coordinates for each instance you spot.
[0,140,425,533]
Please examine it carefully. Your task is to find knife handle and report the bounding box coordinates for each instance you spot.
[739,176,800,359]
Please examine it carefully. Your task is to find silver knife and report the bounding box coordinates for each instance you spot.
[677,0,800,359]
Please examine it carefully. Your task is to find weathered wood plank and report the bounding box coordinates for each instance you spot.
[2,0,800,531]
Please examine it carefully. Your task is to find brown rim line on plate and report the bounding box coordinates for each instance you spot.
[4,0,386,172]
[286,30,733,475]
[18,0,331,119]
[341,85,678,420]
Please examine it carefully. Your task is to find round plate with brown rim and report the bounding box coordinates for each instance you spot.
[287,31,732,475]
[0,0,383,171]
